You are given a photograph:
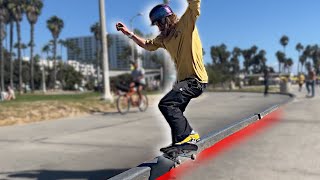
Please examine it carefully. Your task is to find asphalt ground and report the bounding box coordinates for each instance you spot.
[0,92,291,180]
[178,86,320,180]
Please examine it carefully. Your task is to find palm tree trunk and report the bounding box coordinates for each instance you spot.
[9,21,13,88]
[30,23,35,92]
[0,21,4,92]
[17,22,23,94]
[53,38,57,89]
[96,40,100,83]
[297,59,300,74]
[41,62,46,93]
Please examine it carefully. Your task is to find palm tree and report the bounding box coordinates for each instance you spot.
[58,39,66,60]
[286,58,293,73]
[210,44,230,65]
[310,45,320,73]
[26,0,43,92]
[301,45,312,73]
[42,43,50,57]
[14,42,27,57]
[295,43,304,73]
[47,15,64,89]
[6,2,14,88]
[241,48,256,74]
[90,22,101,83]
[299,55,307,73]
[303,45,312,68]
[315,48,320,74]
[280,35,289,55]
[0,0,9,92]
[63,39,80,59]
[230,47,241,76]
[276,51,285,73]
[255,50,267,73]
[8,0,25,94]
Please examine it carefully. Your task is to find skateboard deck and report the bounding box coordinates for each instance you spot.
[160,143,198,167]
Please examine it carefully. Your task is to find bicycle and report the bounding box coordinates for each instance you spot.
[116,83,149,114]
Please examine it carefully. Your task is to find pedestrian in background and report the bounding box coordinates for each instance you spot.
[263,67,270,96]
[298,73,305,92]
[306,66,316,98]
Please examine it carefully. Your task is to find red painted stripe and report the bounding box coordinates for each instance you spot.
[157,109,282,180]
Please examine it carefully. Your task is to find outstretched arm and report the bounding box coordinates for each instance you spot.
[116,22,163,51]
[116,22,147,49]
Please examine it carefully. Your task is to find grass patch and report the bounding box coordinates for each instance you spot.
[0,91,162,127]
[0,92,113,126]
[12,92,100,102]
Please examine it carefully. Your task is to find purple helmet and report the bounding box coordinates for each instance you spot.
[149,4,173,25]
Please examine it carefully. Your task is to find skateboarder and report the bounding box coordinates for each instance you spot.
[116,0,208,146]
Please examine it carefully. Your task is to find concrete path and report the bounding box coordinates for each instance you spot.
[180,85,320,180]
[0,92,290,180]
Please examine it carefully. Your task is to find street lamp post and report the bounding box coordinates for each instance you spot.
[130,13,143,65]
[99,0,113,102]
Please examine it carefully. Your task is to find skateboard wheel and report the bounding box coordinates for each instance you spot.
[191,154,196,160]
[177,159,182,164]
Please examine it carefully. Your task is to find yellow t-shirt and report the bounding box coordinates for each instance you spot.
[298,74,305,84]
[145,0,208,83]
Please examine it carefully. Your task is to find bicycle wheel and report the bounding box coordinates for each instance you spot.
[117,95,130,114]
[138,94,148,112]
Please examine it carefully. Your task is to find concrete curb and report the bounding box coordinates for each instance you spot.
[110,106,278,180]
[109,104,281,180]
[108,166,150,180]
[197,114,259,152]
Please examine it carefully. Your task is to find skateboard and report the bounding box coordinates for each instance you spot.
[160,143,198,167]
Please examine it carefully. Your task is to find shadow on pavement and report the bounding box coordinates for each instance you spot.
[3,168,128,180]
[138,156,174,180]
[104,111,141,115]
[90,110,142,116]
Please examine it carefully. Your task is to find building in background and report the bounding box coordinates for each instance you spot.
[66,36,97,62]
[66,34,131,70]
[66,60,95,77]
[66,34,162,70]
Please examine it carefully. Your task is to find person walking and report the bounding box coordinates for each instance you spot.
[306,66,316,98]
[263,67,270,96]
[116,0,208,145]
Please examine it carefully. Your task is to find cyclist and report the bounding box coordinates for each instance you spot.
[130,61,146,104]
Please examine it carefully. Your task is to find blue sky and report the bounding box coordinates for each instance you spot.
[10,0,320,73]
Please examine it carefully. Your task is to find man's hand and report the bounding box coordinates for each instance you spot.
[116,22,148,50]
[116,22,132,36]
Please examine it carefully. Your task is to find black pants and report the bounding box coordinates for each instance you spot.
[158,78,207,144]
